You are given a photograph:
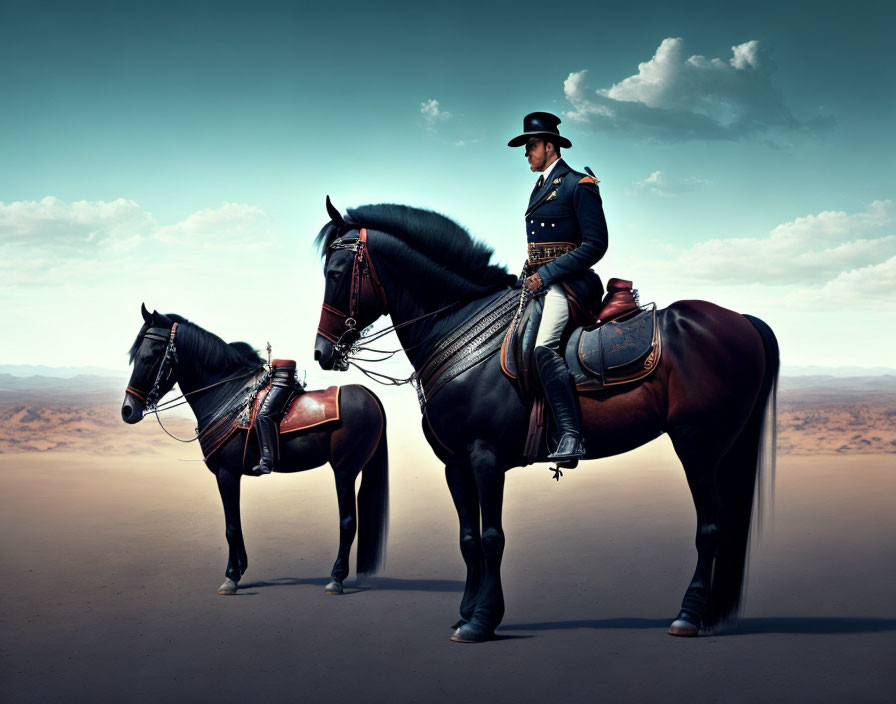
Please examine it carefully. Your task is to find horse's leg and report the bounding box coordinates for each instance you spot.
[666,426,725,636]
[452,440,505,643]
[215,468,247,595]
[325,467,358,595]
[445,459,483,628]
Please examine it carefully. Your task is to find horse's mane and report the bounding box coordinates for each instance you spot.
[315,204,517,297]
[128,314,264,370]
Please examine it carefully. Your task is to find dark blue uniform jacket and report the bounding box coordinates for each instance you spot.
[525,158,608,316]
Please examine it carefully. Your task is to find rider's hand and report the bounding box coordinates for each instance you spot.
[524,273,543,292]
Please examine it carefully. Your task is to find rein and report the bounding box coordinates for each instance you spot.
[144,367,264,443]
[319,227,460,382]
[127,322,265,443]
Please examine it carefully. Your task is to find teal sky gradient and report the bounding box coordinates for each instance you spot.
[1,0,894,375]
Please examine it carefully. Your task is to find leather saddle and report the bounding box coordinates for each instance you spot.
[500,278,660,466]
[199,382,341,462]
[501,277,660,393]
[239,385,340,433]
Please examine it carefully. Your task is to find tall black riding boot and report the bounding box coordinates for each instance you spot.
[251,361,298,475]
[534,345,586,463]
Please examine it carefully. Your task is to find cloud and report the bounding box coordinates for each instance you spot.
[564,38,815,141]
[808,254,896,303]
[632,170,709,197]
[674,200,895,284]
[0,197,280,289]
[154,203,274,249]
[420,99,452,133]
[633,201,896,314]
[418,99,482,146]
[0,196,154,247]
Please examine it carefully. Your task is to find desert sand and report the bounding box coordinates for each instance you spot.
[2,401,895,703]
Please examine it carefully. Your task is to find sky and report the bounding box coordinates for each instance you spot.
[1,0,894,387]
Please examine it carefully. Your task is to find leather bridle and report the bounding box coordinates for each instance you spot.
[126,322,179,406]
[317,228,388,349]
[315,225,472,385]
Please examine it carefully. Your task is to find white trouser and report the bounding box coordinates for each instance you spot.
[534,284,569,351]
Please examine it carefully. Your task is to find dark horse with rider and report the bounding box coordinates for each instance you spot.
[313,112,778,642]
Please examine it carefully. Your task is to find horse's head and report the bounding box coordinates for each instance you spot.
[314,198,388,370]
[122,303,179,423]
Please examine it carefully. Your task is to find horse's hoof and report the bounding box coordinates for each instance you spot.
[324,581,344,595]
[217,578,238,595]
[450,623,492,643]
[668,617,699,637]
[451,619,467,629]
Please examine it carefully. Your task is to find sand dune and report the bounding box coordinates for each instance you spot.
[0,400,196,454]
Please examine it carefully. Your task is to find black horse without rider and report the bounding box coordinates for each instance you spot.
[122,305,389,595]
[314,201,778,642]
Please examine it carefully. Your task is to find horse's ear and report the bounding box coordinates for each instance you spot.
[141,303,152,323]
[326,195,346,228]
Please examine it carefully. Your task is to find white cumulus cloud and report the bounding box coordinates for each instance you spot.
[564,37,813,140]
[420,98,452,133]
[632,170,709,197]
[809,254,896,302]
[0,196,155,247]
[730,40,760,70]
[154,203,273,248]
[418,99,482,146]
[677,200,895,284]
[0,198,280,289]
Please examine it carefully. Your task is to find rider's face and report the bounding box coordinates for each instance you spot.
[525,138,555,172]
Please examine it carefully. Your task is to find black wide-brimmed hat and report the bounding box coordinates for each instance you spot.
[507,111,572,149]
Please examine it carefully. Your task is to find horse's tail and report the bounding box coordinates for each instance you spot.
[356,389,389,576]
[707,314,779,629]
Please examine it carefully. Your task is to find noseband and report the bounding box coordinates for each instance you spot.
[317,228,388,350]
[126,322,179,406]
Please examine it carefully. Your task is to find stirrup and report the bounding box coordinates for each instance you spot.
[547,432,585,462]
[250,456,274,475]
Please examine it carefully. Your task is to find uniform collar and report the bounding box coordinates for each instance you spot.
[527,159,572,217]
[539,157,562,184]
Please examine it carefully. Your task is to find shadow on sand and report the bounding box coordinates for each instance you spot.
[239,575,465,594]
[499,616,896,636]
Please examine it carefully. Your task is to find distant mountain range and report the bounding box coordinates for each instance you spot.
[2,366,895,407]
[0,364,126,378]
[4,363,896,379]
[780,365,896,377]
[0,373,126,404]
[778,375,896,403]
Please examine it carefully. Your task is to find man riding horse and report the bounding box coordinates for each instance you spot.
[509,111,608,463]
